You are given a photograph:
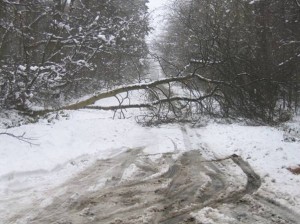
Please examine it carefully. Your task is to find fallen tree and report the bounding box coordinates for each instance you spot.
[29,70,227,116]
[23,62,295,124]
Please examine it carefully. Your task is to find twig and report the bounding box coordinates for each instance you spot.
[0,132,38,146]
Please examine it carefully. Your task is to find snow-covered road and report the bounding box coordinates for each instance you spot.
[1,107,300,223]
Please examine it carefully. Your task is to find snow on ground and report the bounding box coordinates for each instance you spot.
[0,97,186,220]
[0,110,33,129]
[190,121,300,212]
[0,111,184,179]
[191,207,236,224]
[1,93,300,219]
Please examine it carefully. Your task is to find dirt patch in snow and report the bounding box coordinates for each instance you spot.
[7,148,300,224]
[287,166,300,175]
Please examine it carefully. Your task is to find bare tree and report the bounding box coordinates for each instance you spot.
[158,0,300,123]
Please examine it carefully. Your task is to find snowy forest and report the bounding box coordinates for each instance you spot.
[0,0,149,111]
[159,0,300,123]
[0,0,299,124]
[1,0,300,223]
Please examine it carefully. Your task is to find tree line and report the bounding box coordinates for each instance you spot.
[1,0,299,125]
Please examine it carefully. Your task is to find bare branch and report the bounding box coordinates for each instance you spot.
[84,87,221,111]
[0,132,38,146]
[31,72,229,116]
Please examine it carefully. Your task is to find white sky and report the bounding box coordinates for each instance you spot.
[147,0,169,11]
[146,0,170,43]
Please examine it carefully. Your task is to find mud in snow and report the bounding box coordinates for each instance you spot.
[6,146,300,224]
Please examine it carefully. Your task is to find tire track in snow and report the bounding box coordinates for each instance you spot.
[7,147,300,224]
